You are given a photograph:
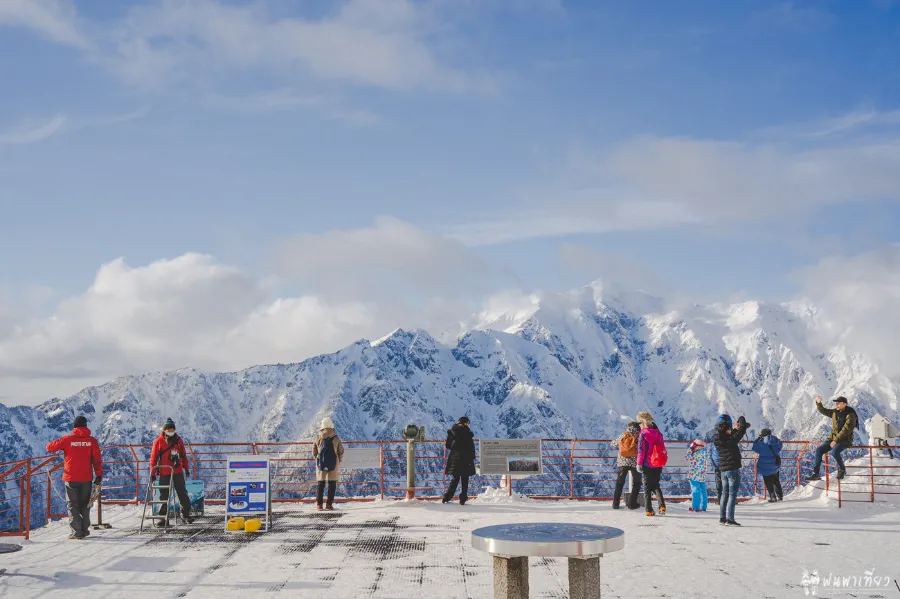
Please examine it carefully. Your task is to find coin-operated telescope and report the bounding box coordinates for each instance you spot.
[870,414,899,458]
[401,424,424,499]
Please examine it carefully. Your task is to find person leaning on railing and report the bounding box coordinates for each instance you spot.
[807,395,859,482]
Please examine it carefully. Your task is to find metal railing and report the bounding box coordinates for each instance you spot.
[1,439,896,538]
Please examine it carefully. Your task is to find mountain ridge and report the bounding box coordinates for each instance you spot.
[2,282,898,463]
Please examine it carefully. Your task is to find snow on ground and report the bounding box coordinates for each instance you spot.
[0,489,898,599]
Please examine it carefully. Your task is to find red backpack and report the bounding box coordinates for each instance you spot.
[648,437,668,468]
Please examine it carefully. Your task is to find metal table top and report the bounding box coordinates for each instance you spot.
[471,522,625,558]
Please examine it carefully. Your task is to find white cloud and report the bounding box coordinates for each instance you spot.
[0,253,382,404]
[275,216,512,296]
[0,219,515,405]
[0,114,66,144]
[2,0,490,95]
[795,245,900,379]
[0,0,89,49]
[453,110,900,245]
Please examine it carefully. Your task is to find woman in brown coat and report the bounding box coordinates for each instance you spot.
[312,417,345,510]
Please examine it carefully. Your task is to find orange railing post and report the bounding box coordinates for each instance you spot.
[24,458,32,540]
[380,443,385,501]
[869,447,875,503]
[569,441,575,500]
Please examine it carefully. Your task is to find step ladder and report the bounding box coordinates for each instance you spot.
[140,465,177,533]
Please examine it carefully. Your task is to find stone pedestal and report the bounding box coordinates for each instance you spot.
[568,556,601,599]
[493,556,529,599]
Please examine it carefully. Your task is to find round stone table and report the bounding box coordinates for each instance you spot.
[471,523,624,599]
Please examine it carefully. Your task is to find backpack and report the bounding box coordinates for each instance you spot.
[317,436,338,472]
[619,433,638,457]
[648,437,668,468]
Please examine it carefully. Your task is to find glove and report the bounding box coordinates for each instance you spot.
[636,465,643,473]
[184,469,191,478]
[94,476,102,485]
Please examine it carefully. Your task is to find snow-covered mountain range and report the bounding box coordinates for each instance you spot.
[2,281,899,463]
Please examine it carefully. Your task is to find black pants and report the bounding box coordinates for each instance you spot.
[159,473,191,520]
[714,468,722,504]
[316,480,337,506]
[443,474,469,503]
[642,467,666,512]
[763,473,783,500]
[612,466,641,509]
[65,481,92,536]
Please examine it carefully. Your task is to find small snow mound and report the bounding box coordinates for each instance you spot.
[475,486,535,504]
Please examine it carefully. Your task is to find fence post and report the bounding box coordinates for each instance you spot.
[824,453,829,497]
[25,458,32,541]
[128,446,140,503]
[18,473,25,537]
[46,472,52,521]
[795,442,808,487]
[869,447,875,503]
[380,444,385,501]
[753,459,758,499]
[569,441,575,500]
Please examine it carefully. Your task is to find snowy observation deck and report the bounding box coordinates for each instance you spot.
[1,488,897,598]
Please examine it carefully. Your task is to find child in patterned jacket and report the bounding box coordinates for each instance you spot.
[686,440,708,512]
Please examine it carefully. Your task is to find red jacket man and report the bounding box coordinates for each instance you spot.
[46,415,103,539]
[148,418,194,527]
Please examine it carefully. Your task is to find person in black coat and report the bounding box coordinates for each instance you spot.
[712,415,749,526]
[442,416,476,505]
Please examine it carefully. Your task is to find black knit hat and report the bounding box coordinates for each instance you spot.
[760,428,772,437]
[834,396,848,404]
[458,416,470,425]
[163,418,176,430]
[73,415,87,429]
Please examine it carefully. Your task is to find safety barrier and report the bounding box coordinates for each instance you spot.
[0,439,896,539]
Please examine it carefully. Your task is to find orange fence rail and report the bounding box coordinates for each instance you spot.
[0,439,896,539]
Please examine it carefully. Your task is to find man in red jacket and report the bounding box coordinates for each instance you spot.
[46,415,103,539]
[149,418,193,526]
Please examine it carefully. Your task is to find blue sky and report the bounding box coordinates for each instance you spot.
[1,0,900,403]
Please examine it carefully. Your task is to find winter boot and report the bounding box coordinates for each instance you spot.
[645,511,655,516]
[658,506,666,515]
[718,519,727,525]
[836,469,846,480]
[725,520,741,526]
[325,504,334,511]
[155,519,167,528]
[68,533,80,540]
[316,504,323,511]
[806,473,822,481]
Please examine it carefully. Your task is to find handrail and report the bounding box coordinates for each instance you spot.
[1,439,895,539]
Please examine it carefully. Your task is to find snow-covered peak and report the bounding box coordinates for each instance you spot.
[1,280,899,464]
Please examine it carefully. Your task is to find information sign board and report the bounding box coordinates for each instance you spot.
[478,439,543,475]
[341,447,381,470]
[225,456,270,528]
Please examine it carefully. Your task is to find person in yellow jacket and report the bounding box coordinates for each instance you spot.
[807,395,858,482]
[312,417,344,510]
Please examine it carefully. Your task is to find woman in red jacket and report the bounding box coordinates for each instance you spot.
[149,418,194,526]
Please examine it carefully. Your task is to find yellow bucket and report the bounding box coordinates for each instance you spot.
[226,517,245,531]
[244,518,262,533]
